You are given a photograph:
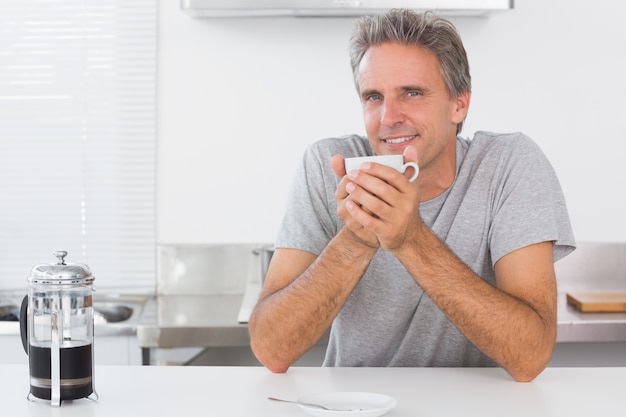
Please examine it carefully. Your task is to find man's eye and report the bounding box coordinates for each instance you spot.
[366,94,381,101]
[407,91,422,97]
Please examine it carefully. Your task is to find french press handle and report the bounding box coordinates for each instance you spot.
[19,295,28,354]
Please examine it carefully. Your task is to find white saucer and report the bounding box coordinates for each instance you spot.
[297,392,397,417]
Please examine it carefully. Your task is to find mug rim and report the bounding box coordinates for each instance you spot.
[345,154,403,161]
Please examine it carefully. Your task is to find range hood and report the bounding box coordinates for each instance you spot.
[180,0,514,18]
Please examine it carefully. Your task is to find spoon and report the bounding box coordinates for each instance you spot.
[268,396,364,412]
[268,396,332,410]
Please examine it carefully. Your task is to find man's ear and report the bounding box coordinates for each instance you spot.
[451,90,471,125]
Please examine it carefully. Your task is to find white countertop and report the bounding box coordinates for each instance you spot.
[3,365,625,416]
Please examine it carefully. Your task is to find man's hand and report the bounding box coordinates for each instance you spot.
[331,155,380,248]
[331,146,422,252]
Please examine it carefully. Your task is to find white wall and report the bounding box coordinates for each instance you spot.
[157,0,626,245]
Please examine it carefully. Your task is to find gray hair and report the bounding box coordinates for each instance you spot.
[349,9,471,133]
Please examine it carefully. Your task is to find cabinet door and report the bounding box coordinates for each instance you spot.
[94,336,141,366]
[1,334,141,366]
[0,335,28,365]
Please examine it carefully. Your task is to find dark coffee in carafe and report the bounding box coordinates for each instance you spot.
[28,342,93,400]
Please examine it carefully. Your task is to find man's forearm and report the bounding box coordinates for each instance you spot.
[249,229,377,373]
[395,226,557,381]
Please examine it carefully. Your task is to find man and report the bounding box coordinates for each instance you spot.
[248,9,575,382]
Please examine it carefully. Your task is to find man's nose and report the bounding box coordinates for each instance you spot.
[380,99,405,126]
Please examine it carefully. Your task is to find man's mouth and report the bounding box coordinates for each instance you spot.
[382,135,417,144]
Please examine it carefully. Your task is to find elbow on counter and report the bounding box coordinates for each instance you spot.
[248,317,292,374]
[249,339,292,374]
[505,348,553,382]
[508,366,544,383]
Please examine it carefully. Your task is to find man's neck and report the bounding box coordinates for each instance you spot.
[416,138,457,202]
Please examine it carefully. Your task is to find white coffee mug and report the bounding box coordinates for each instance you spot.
[344,155,419,182]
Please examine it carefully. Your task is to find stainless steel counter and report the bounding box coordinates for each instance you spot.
[136,293,250,349]
[134,283,626,366]
[554,241,626,342]
[556,293,626,342]
[135,285,329,365]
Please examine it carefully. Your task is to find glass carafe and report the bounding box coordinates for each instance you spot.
[20,251,98,406]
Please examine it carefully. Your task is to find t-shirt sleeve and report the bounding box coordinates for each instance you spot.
[274,143,339,255]
[488,136,576,265]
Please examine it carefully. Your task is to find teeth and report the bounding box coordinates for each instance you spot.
[384,136,414,144]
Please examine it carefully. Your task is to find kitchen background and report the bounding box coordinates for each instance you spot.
[158,0,625,248]
[2,0,625,368]
[1,0,623,291]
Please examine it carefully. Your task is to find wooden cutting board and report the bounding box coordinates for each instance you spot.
[566,291,626,313]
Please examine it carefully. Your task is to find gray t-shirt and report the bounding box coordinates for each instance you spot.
[275,131,575,367]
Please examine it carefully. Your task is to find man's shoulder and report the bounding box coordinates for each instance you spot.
[307,134,372,158]
[466,131,535,149]
[463,131,543,161]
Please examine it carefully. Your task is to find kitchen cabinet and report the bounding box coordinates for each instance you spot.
[186,345,326,366]
[549,342,626,367]
[0,335,27,365]
[180,0,514,18]
[94,335,142,366]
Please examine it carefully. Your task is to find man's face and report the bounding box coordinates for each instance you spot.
[357,42,469,173]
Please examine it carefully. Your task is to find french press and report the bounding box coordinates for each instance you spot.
[19,251,98,406]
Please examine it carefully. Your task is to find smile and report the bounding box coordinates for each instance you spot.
[383,135,416,144]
